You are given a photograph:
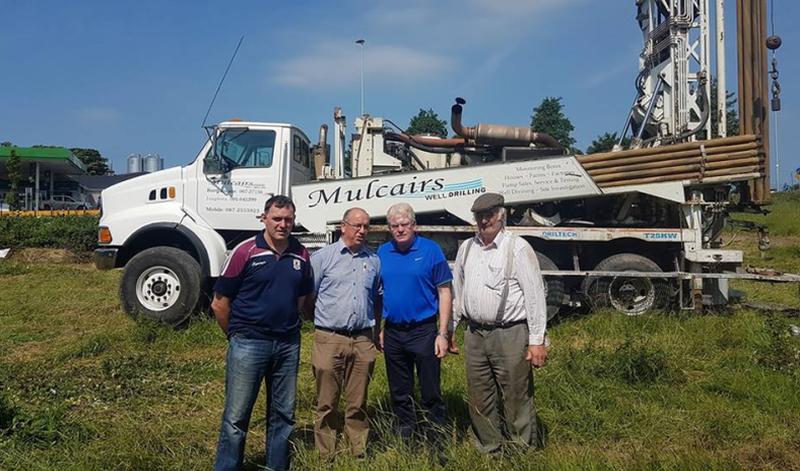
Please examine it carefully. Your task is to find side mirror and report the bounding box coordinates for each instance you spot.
[203,141,231,175]
[201,130,229,175]
[203,154,227,175]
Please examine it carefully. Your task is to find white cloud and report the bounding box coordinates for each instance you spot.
[75,107,120,125]
[465,0,574,15]
[581,46,641,88]
[268,0,585,91]
[364,0,582,46]
[356,0,584,92]
[270,41,456,89]
[581,61,634,88]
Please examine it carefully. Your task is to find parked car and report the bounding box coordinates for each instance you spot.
[46,194,89,210]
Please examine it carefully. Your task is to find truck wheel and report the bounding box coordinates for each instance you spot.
[581,253,668,315]
[120,247,201,326]
[536,251,564,321]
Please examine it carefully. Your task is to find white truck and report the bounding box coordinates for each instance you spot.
[95,0,793,325]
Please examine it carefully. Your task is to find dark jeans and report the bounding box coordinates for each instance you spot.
[383,318,445,438]
[215,334,300,471]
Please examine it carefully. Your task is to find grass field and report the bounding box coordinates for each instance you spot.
[2,194,800,470]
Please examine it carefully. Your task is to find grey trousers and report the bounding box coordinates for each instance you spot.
[464,322,536,453]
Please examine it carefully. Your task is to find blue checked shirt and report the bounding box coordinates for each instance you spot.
[311,239,381,331]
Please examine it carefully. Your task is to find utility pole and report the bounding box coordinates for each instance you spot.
[716,0,727,138]
[356,39,366,116]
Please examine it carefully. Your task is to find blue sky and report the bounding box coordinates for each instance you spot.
[2,0,797,187]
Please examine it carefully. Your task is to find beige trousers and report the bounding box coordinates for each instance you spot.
[312,329,377,457]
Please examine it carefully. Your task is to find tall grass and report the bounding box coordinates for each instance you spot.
[1,192,799,469]
[731,190,800,236]
[2,261,799,469]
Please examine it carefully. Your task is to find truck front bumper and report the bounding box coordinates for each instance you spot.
[94,248,119,270]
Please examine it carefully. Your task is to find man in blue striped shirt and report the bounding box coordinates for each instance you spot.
[307,207,381,459]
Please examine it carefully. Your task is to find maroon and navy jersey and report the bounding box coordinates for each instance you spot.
[214,232,313,339]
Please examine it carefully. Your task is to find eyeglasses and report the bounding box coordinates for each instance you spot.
[342,220,370,231]
[388,221,414,230]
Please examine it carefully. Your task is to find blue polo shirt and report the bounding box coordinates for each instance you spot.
[214,232,313,339]
[311,239,381,331]
[378,235,452,323]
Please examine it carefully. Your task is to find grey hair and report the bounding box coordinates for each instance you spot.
[386,202,416,224]
[498,207,507,228]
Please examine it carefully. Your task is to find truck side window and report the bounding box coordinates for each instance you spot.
[293,136,302,163]
[302,140,310,168]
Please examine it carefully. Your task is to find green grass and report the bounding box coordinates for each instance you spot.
[2,262,800,470]
[1,193,799,470]
[732,191,800,237]
[726,191,800,307]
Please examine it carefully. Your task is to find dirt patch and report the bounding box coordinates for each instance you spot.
[729,438,800,470]
[9,248,81,264]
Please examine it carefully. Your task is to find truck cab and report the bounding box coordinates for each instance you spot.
[95,121,312,325]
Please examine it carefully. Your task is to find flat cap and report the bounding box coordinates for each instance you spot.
[471,192,504,213]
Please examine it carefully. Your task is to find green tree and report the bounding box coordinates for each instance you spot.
[70,148,110,175]
[406,108,448,137]
[1,141,12,147]
[587,132,632,154]
[530,97,577,152]
[710,79,740,138]
[4,149,22,210]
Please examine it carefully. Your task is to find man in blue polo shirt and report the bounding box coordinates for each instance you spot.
[211,195,313,471]
[378,202,453,440]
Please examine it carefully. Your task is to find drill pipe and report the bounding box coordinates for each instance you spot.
[587,153,760,176]
[577,134,757,164]
[580,142,758,170]
[591,156,761,183]
[598,166,762,188]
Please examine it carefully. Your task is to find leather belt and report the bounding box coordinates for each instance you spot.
[467,318,526,331]
[315,326,372,337]
[384,314,437,331]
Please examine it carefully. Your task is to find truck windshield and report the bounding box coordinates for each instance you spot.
[215,129,276,169]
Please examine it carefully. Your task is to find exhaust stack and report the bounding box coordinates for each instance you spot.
[451,97,563,151]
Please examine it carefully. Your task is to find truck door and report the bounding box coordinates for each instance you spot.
[196,127,285,231]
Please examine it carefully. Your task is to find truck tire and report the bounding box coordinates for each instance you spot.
[120,246,201,326]
[536,251,564,321]
[581,253,669,315]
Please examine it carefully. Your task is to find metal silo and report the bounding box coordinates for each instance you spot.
[127,154,142,173]
[143,153,162,173]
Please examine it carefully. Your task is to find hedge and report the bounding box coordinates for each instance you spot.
[0,216,98,253]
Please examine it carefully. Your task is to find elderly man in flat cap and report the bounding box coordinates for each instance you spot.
[449,192,549,453]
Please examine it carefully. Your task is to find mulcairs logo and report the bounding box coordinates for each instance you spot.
[305,176,485,208]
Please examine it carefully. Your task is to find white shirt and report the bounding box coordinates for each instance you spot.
[451,230,548,345]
